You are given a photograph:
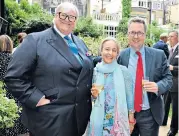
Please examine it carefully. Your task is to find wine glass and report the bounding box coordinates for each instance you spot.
[92,72,104,107]
[140,76,149,108]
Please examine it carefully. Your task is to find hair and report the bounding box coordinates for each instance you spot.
[55,2,79,18]
[17,32,27,43]
[100,37,120,55]
[128,17,147,33]
[0,35,13,53]
[160,33,168,40]
[169,30,178,37]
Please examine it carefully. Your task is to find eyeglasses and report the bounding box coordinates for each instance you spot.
[128,31,145,37]
[58,12,77,22]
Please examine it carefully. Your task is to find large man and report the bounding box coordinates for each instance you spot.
[153,33,169,59]
[118,17,173,136]
[167,30,178,136]
[4,2,93,136]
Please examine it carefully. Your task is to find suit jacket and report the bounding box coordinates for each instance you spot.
[118,46,173,125]
[4,27,93,136]
[153,40,169,59]
[169,45,178,92]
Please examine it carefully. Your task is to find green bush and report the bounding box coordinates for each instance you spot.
[80,36,103,56]
[116,32,128,49]
[75,17,103,38]
[81,33,129,56]
[0,83,19,128]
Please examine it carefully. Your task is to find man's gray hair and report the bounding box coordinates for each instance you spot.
[169,30,178,37]
[55,2,79,17]
[128,17,147,33]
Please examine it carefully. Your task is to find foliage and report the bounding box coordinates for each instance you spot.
[117,18,128,35]
[152,20,158,26]
[5,0,52,35]
[116,32,128,49]
[0,82,19,128]
[122,0,132,18]
[81,33,128,56]
[145,38,154,47]
[23,16,52,34]
[147,24,166,43]
[80,36,103,56]
[75,17,103,38]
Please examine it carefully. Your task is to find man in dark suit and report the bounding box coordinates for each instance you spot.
[153,33,171,126]
[167,30,179,136]
[153,33,169,59]
[118,17,173,136]
[4,2,93,136]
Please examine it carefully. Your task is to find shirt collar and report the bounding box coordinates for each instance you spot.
[54,23,71,39]
[159,40,164,43]
[172,42,179,52]
[130,45,145,56]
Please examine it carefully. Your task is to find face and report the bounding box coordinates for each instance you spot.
[168,32,178,47]
[101,40,119,64]
[128,22,146,51]
[163,37,168,43]
[54,9,77,35]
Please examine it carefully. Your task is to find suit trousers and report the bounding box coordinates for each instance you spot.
[163,91,171,125]
[131,109,159,136]
[170,92,178,132]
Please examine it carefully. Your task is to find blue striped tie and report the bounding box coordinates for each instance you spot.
[64,36,82,65]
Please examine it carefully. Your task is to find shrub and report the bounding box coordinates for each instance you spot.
[0,83,19,128]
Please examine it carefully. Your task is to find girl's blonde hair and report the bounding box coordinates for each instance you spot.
[0,35,13,53]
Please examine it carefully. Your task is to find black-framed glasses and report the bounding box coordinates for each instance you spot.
[58,12,77,22]
[128,31,145,37]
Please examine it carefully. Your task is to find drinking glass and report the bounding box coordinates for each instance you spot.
[140,76,149,108]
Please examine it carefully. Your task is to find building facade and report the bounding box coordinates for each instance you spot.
[90,0,122,37]
[131,0,165,25]
[43,0,87,16]
[165,0,179,26]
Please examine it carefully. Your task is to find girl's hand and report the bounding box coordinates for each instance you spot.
[91,84,100,98]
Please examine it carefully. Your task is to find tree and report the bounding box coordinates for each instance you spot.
[117,17,128,35]
[5,0,52,36]
[122,0,132,18]
[74,17,103,38]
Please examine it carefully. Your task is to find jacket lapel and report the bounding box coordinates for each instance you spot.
[145,47,153,78]
[144,47,153,100]
[170,46,178,63]
[72,35,94,83]
[46,28,82,69]
[123,48,130,67]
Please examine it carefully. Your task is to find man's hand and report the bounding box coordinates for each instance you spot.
[169,65,174,71]
[143,81,158,93]
[36,97,50,107]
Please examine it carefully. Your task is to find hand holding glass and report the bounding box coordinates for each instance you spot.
[142,77,149,93]
[91,84,104,98]
[140,76,149,108]
[91,84,104,107]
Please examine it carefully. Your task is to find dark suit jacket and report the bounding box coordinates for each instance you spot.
[118,46,173,125]
[169,45,178,92]
[4,27,93,136]
[153,40,169,59]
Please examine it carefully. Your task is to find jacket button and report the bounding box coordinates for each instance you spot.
[87,84,89,87]
[76,103,78,106]
[68,70,71,74]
